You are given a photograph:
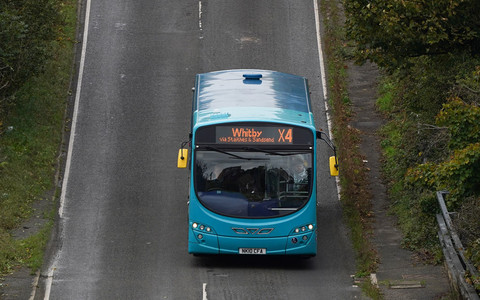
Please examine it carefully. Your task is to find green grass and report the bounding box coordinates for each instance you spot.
[16,220,54,272]
[360,280,383,300]
[376,80,395,113]
[0,0,77,277]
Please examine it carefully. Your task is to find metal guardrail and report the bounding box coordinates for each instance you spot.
[436,191,480,300]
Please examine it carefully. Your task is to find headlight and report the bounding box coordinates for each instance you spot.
[191,222,215,234]
[292,224,315,234]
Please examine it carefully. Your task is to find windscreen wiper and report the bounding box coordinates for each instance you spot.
[204,146,265,160]
[268,207,298,211]
[242,147,307,156]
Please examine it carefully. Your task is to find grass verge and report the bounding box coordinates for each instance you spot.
[319,0,381,297]
[0,0,77,278]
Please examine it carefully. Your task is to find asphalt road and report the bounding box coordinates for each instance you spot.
[38,0,362,299]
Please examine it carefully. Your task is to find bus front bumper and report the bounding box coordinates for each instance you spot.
[188,230,317,256]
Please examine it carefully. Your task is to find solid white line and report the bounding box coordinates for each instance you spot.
[203,283,208,300]
[43,269,54,300]
[313,0,341,200]
[58,0,92,219]
[313,0,328,104]
[44,0,93,298]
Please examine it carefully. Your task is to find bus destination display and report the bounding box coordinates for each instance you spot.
[216,126,293,144]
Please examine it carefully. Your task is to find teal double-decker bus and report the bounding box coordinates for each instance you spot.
[178,69,338,256]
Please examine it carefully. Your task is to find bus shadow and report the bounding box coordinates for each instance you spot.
[190,254,316,271]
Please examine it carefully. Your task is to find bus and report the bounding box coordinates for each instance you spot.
[177,69,338,257]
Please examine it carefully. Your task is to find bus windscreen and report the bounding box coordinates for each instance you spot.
[194,149,312,218]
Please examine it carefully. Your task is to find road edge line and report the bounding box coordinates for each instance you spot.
[42,0,93,298]
[313,0,341,200]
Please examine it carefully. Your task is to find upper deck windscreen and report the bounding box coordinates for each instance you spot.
[195,70,310,113]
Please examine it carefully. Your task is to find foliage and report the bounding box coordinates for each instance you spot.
[344,0,480,72]
[394,55,466,118]
[376,57,480,256]
[0,0,76,277]
[453,197,480,291]
[406,142,480,208]
[375,79,395,113]
[0,0,62,122]
[344,0,480,289]
[405,71,480,208]
[437,97,480,149]
[0,230,18,274]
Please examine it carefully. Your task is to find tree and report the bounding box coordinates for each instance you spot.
[0,0,61,117]
[344,0,480,71]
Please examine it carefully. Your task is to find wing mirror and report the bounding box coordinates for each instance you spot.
[177,140,190,169]
[316,130,339,177]
[329,156,339,176]
[177,149,188,168]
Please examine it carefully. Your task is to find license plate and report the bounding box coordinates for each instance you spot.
[238,248,266,255]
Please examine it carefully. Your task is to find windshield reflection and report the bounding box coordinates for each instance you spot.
[194,150,312,218]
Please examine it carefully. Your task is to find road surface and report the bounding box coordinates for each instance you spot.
[37,1,362,299]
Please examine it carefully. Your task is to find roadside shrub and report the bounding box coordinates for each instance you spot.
[454,197,480,251]
[453,65,480,104]
[393,190,440,249]
[436,98,480,152]
[345,0,480,274]
[344,0,480,72]
[406,142,480,208]
[380,62,480,260]
[0,0,61,121]
[0,229,19,274]
[0,0,76,277]
[376,79,395,113]
[453,196,480,290]
[405,68,480,209]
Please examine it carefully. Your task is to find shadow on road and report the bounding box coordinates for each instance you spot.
[190,254,316,270]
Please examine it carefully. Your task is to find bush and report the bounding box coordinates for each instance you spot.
[437,98,480,151]
[0,0,61,120]
[455,197,480,249]
[344,0,480,72]
[454,197,480,290]
[0,0,76,277]
[405,66,480,208]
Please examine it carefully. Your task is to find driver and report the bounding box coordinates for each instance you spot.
[292,157,308,184]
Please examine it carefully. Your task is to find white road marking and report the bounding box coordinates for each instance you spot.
[58,0,92,219]
[313,0,328,104]
[313,0,341,200]
[43,0,93,298]
[203,282,208,300]
[43,268,54,300]
[199,1,203,31]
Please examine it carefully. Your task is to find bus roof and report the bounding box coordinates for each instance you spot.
[193,69,315,128]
